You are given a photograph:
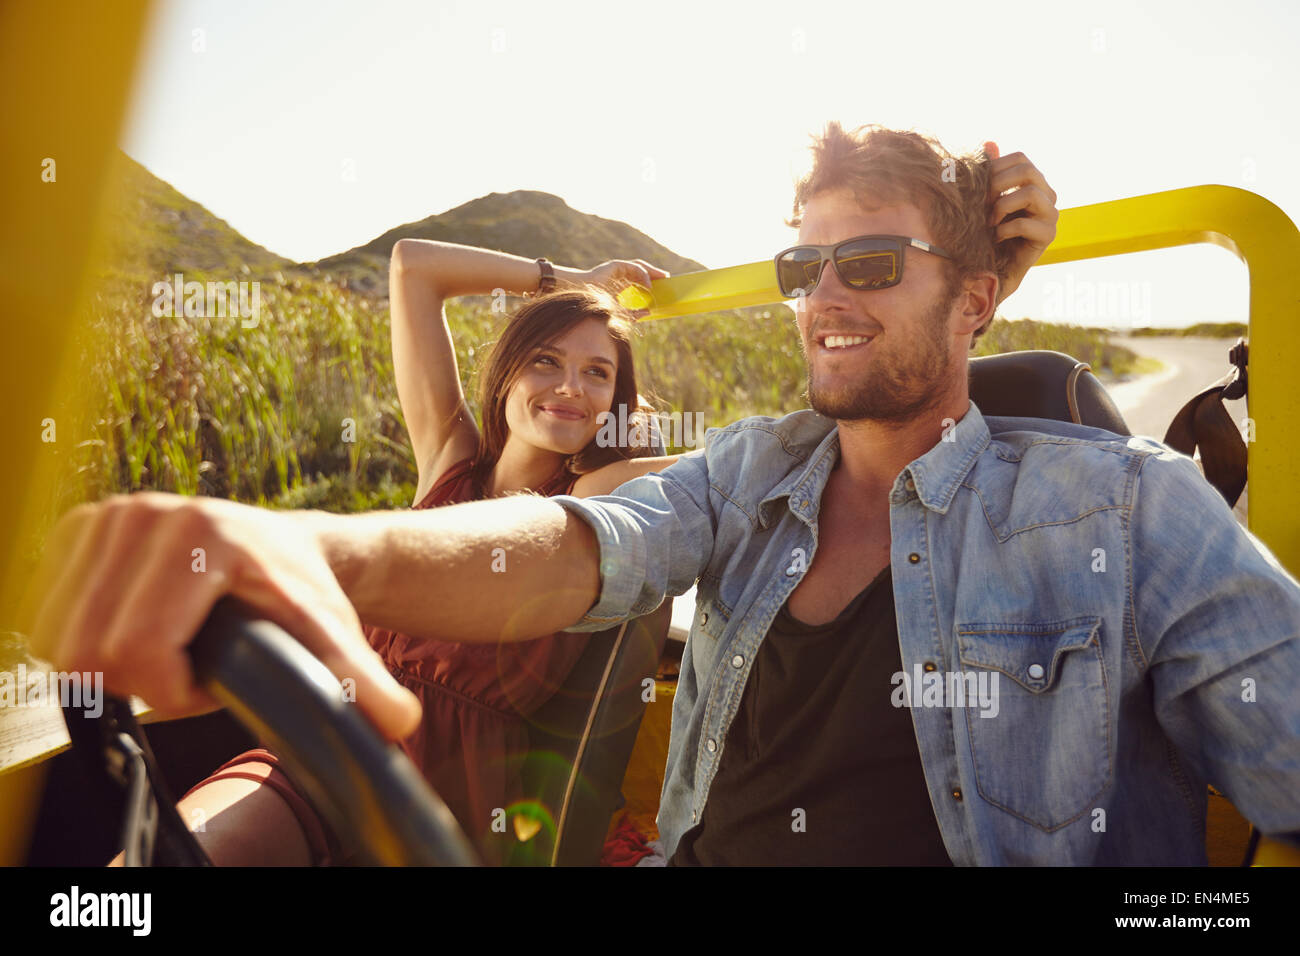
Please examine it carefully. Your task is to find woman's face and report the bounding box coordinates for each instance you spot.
[502,317,620,456]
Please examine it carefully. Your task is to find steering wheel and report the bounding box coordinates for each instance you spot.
[66,596,480,866]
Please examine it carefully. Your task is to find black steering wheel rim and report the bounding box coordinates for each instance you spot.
[186,597,479,866]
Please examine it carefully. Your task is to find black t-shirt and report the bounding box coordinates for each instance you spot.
[669,566,952,865]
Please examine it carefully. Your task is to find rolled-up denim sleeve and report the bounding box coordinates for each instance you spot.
[551,450,715,633]
[1132,446,1300,846]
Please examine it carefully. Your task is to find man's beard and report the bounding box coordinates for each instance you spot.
[804,287,956,425]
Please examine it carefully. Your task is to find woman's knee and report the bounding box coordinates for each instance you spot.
[176,774,315,866]
[106,762,316,867]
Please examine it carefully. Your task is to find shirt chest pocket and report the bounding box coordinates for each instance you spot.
[955,616,1112,832]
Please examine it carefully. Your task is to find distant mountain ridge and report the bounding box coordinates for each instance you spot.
[100,152,704,297]
[311,189,705,296]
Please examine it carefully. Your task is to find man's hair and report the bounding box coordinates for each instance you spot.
[788,122,1005,343]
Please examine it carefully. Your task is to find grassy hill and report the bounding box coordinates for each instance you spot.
[94,151,306,291]
[311,189,706,297]
[93,152,704,296]
[1127,322,1247,338]
[972,317,1154,377]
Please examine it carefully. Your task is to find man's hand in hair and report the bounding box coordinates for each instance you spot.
[983,142,1059,303]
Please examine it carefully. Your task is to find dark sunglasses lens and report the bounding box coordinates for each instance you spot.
[777,247,824,297]
[836,240,900,290]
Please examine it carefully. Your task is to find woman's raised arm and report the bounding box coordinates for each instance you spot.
[388,240,582,501]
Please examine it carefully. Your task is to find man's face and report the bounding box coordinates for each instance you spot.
[793,188,964,425]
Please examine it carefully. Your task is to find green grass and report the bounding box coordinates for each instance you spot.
[1127,322,1247,338]
[54,273,415,516]
[1130,355,1167,377]
[972,316,1150,378]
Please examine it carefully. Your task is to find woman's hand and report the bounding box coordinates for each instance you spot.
[562,259,669,316]
[983,142,1059,303]
[19,492,422,741]
[581,258,669,290]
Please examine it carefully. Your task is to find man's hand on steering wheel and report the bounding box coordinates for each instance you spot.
[19,492,421,741]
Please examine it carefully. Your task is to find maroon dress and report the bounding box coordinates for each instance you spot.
[362,457,592,860]
[183,457,592,866]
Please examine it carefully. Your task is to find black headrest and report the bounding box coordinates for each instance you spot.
[969,350,1131,436]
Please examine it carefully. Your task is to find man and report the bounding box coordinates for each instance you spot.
[25,125,1300,865]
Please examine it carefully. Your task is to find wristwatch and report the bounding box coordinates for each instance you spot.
[532,258,556,297]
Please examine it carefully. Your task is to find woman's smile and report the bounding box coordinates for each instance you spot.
[535,402,587,421]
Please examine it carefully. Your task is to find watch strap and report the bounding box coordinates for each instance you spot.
[534,258,556,296]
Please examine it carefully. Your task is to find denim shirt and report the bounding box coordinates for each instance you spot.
[551,399,1300,864]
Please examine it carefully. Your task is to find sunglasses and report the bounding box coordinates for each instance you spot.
[774,234,953,298]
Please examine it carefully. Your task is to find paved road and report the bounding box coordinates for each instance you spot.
[1106,335,1247,444]
[1106,335,1250,529]
[666,335,1251,640]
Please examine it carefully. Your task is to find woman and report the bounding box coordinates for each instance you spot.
[169,243,682,867]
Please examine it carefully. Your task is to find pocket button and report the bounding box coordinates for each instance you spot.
[1027,663,1045,680]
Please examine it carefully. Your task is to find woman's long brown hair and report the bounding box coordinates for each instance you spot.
[466,287,659,497]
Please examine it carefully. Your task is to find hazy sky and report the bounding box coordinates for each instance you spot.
[120,0,1299,328]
